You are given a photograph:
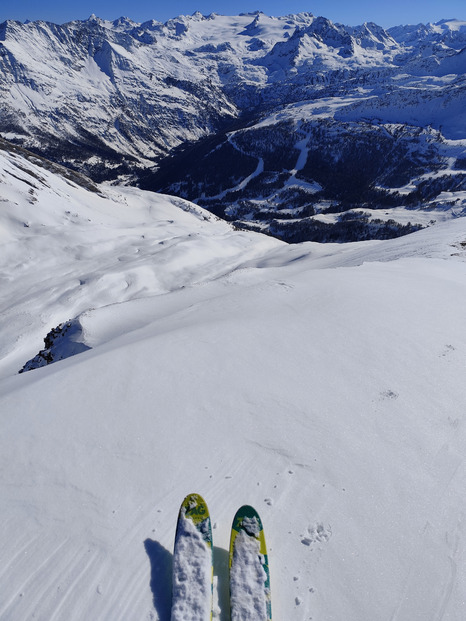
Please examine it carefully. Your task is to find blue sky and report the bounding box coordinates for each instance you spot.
[0,0,464,28]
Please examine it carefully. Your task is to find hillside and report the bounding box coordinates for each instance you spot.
[1,135,466,619]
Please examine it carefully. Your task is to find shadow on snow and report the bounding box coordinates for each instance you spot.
[144,540,231,620]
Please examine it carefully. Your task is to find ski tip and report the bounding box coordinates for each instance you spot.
[178,493,210,518]
[232,505,264,531]
[230,505,271,620]
[230,504,267,557]
[176,493,212,548]
[179,493,208,510]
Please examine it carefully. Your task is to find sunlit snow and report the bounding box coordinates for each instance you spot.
[1,142,466,620]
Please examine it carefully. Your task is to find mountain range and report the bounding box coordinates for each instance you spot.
[1,12,466,240]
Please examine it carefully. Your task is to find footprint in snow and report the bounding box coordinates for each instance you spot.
[301,523,332,546]
[380,389,398,401]
[440,344,456,357]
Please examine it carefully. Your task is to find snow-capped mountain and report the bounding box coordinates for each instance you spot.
[1,126,466,621]
[1,12,466,240]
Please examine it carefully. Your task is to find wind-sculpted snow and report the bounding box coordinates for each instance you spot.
[0,142,282,377]
[1,140,466,620]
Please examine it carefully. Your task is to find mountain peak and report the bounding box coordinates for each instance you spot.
[113,16,137,26]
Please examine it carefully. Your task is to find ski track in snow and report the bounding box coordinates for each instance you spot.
[1,146,466,619]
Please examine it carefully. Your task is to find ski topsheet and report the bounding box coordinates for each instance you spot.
[229,505,272,621]
[171,493,213,621]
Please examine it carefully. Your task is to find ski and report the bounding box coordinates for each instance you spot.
[229,505,272,621]
[171,493,213,621]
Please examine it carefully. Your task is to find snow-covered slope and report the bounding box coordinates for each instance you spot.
[0,138,280,378]
[1,12,465,163]
[1,136,466,619]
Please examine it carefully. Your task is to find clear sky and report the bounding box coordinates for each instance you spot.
[0,0,464,29]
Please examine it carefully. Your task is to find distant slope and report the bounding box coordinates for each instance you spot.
[148,105,466,241]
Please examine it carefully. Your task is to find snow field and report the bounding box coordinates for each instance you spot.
[0,148,281,377]
[1,147,466,619]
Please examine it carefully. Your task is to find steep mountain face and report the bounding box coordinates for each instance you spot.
[1,12,466,241]
[0,14,239,179]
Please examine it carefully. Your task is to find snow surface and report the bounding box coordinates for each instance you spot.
[1,146,466,619]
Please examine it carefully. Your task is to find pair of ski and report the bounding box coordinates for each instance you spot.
[171,493,272,621]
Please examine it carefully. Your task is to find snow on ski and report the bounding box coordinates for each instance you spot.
[229,505,272,621]
[171,493,213,621]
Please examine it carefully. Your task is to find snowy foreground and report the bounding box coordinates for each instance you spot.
[1,148,466,620]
